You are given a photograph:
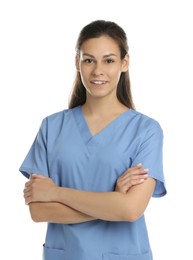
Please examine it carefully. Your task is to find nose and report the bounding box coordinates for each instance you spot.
[92,62,104,76]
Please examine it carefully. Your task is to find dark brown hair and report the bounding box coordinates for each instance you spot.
[68,20,135,109]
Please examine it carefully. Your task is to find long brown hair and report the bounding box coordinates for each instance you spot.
[68,20,135,110]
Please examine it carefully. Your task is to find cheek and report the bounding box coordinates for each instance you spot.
[80,65,90,79]
[79,69,91,89]
[80,73,87,87]
[79,67,86,81]
[109,68,122,82]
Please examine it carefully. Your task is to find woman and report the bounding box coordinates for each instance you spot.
[20,20,166,260]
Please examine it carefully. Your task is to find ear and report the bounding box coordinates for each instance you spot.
[75,54,80,71]
[121,54,129,72]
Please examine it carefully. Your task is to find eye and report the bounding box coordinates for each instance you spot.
[105,59,114,64]
[84,59,94,63]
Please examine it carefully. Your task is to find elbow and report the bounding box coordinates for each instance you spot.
[121,208,143,222]
[30,212,42,223]
[29,203,44,223]
[125,213,142,222]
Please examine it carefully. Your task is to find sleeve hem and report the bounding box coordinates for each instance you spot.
[152,190,167,198]
[19,166,44,179]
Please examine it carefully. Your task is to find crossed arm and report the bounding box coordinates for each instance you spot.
[24,164,155,224]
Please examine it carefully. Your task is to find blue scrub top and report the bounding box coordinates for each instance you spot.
[19,106,166,260]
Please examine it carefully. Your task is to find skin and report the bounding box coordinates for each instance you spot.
[23,36,156,223]
[25,164,150,223]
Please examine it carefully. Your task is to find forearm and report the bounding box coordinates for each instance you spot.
[29,202,96,224]
[54,188,129,222]
[53,178,155,222]
[24,172,155,222]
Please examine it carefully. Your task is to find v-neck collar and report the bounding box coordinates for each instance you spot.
[72,106,132,144]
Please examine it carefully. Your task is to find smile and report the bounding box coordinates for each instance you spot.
[91,80,107,85]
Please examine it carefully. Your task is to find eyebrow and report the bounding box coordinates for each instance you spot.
[82,53,117,58]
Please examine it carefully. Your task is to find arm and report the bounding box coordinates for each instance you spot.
[53,178,155,222]
[29,202,95,224]
[24,164,151,222]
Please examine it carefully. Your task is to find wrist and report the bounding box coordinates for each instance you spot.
[52,186,64,203]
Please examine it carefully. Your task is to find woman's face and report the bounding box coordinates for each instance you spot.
[76,36,129,100]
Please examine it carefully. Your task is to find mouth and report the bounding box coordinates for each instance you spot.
[90,80,107,86]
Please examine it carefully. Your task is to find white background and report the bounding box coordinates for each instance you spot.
[0,0,192,259]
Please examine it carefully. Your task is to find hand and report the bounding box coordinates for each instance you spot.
[115,163,149,194]
[23,174,57,204]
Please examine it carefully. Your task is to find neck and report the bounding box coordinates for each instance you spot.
[82,96,128,117]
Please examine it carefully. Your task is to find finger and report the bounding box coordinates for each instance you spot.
[125,173,148,185]
[23,186,31,196]
[30,174,46,179]
[118,177,146,193]
[123,172,148,183]
[121,164,142,177]
[23,186,37,204]
[23,190,31,204]
[131,163,144,170]
[117,175,146,190]
[23,190,31,199]
[25,180,32,187]
[117,172,149,189]
[127,167,149,176]
[24,195,31,205]
[120,169,149,182]
[125,178,146,189]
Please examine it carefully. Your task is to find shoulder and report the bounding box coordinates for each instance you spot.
[128,109,163,140]
[39,108,75,130]
[46,108,71,121]
[43,107,76,123]
[130,109,162,130]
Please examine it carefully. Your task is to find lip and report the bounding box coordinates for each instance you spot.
[90,80,107,86]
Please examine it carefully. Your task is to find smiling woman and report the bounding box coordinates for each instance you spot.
[20,20,166,260]
[76,36,129,101]
[70,20,135,110]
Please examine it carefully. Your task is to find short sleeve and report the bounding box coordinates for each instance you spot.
[19,118,49,179]
[131,123,167,198]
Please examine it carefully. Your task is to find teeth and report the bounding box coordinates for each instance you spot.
[92,81,106,84]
